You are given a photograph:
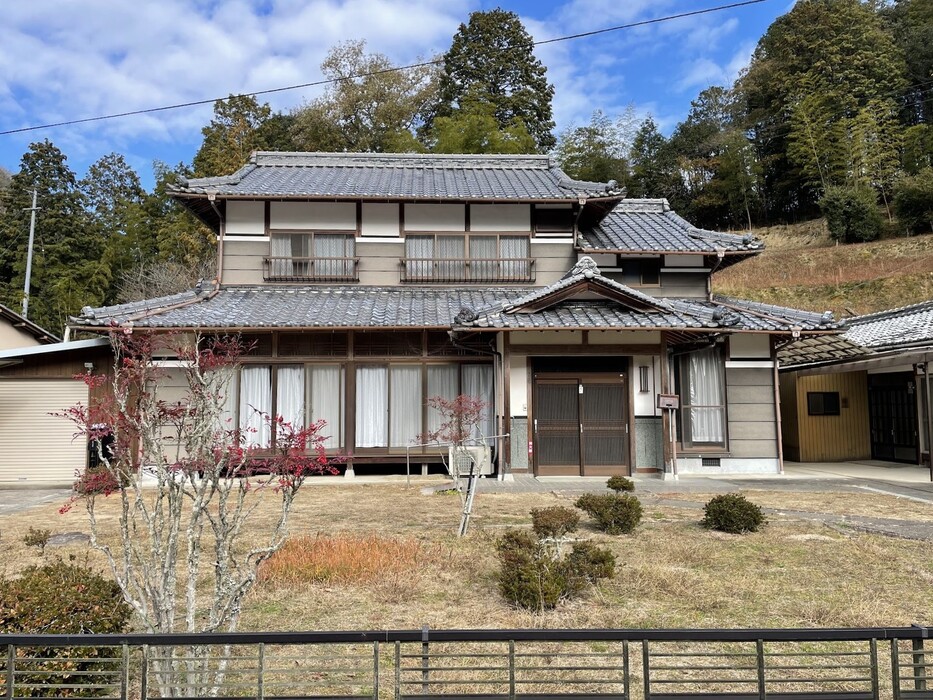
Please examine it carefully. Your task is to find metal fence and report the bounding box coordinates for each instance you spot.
[0,626,929,700]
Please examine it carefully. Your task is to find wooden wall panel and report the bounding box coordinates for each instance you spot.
[794,371,870,462]
[725,367,777,459]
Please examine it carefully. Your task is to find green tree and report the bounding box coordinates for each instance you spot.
[884,0,933,125]
[739,0,907,220]
[193,95,294,177]
[0,140,105,334]
[894,168,933,234]
[628,117,679,200]
[433,9,555,152]
[554,110,630,186]
[290,40,438,153]
[431,97,536,154]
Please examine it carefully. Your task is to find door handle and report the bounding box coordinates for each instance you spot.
[534,419,538,433]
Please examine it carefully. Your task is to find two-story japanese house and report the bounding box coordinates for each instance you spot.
[69,152,841,478]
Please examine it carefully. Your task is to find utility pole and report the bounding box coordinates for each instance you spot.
[21,188,39,319]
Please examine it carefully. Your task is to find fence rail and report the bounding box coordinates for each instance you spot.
[0,627,929,700]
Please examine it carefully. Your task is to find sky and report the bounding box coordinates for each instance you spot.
[0,0,792,189]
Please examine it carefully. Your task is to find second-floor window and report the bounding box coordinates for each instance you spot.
[402,234,533,283]
[266,232,357,282]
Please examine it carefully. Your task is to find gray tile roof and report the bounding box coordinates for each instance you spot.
[72,259,837,336]
[72,286,528,330]
[579,199,764,254]
[170,152,623,201]
[843,300,933,349]
[455,258,838,333]
[778,300,933,369]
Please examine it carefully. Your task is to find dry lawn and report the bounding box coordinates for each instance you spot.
[0,483,931,633]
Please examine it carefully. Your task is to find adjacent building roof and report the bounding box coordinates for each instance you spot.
[72,259,837,337]
[171,152,624,202]
[579,199,763,256]
[0,303,60,344]
[843,300,933,349]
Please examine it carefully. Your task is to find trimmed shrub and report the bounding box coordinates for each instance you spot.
[701,493,765,534]
[566,541,616,583]
[894,168,933,235]
[606,475,635,493]
[530,506,580,539]
[495,530,614,611]
[574,493,643,535]
[819,186,883,243]
[0,560,132,696]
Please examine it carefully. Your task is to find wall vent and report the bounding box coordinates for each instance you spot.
[701,457,721,467]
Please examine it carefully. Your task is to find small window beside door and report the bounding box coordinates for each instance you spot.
[807,391,841,416]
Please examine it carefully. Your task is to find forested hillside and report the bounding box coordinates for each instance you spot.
[1,0,931,335]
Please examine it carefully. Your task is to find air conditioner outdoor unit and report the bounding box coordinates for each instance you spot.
[448,445,493,478]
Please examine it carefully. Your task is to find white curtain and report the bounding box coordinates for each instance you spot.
[501,236,530,280]
[437,236,465,280]
[214,368,238,433]
[240,366,272,447]
[469,236,497,282]
[427,365,459,435]
[356,366,388,447]
[463,364,495,441]
[390,366,423,447]
[269,235,292,277]
[314,234,352,278]
[406,236,434,280]
[310,365,343,449]
[685,348,725,444]
[276,365,305,435]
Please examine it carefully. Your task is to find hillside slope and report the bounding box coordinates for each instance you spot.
[713,220,933,317]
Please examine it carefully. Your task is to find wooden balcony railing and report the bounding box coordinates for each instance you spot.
[400,257,536,283]
[263,257,360,282]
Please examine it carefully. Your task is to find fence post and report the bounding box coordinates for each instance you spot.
[395,641,401,700]
[869,639,880,700]
[756,640,766,700]
[5,645,13,700]
[373,641,380,700]
[421,625,430,696]
[121,644,129,700]
[912,638,928,691]
[642,640,651,700]
[140,645,148,700]
[622,640,630,700]
[508,640,515,700]
[257,642,265,700]
[892,639,902,700]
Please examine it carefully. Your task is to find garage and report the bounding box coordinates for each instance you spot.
[0,379,89,484]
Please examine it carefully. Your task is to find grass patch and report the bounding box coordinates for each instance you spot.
[259,533,432,587]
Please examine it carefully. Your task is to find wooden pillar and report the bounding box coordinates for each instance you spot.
[660,333,671,476]
[345,331,356,477]
[502,332,511,476]
[771,336,785,475]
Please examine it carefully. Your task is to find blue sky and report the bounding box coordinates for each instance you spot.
[0,0,792,189]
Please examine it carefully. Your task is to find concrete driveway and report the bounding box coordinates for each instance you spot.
[0,488,71,516]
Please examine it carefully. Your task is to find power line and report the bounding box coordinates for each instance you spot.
[0,0,768,137]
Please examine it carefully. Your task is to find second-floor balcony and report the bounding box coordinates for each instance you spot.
[263,256,360,282]
[400,257,536,284]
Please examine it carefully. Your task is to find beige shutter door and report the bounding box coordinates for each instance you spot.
[0,379,88,484]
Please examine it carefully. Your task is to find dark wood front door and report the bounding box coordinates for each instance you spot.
[533,374,629,476]
[868,372,919,463]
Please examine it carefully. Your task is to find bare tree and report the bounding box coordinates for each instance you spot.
[61,331,334,696]
[419,394,489,536]
[116,258,216,303]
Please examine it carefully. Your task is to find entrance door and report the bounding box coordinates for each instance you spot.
[868,372,918,463]
[533,375,629,476]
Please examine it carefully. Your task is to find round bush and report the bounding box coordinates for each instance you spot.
[606,475,635,493]
[701,493,765,534]
[530,505,580,539]
[0,560,133,695]
[566,541,616,583]
[574,493,643,535]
